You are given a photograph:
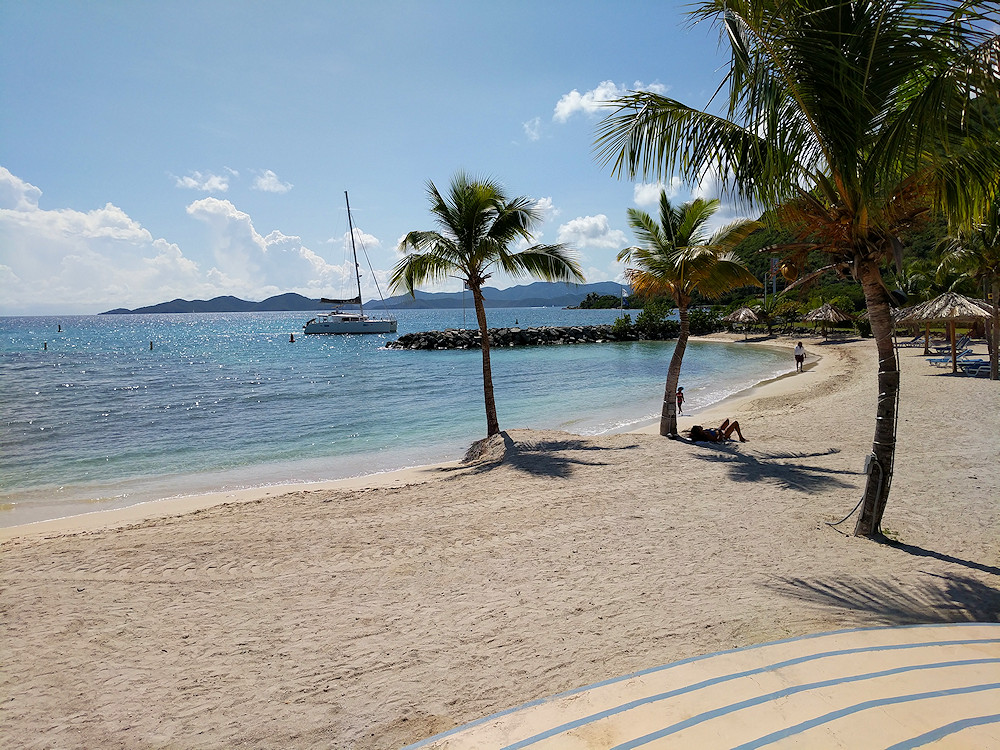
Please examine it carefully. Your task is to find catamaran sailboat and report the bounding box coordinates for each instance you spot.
[303,192,397,334]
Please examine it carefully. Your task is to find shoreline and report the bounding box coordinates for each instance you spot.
[3,334,997,749]
[633,332,817,433]
[0,461,462,541]
[0,334,804,540]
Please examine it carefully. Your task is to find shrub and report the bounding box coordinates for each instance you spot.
[689,308,723,335]
[611,314,634,336]
[635,297,676,337]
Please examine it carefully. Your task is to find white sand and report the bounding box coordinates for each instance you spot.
[1,335,997,749]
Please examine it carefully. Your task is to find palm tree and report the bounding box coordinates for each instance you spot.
[752,292,786,337]
[938,198,1000,380]
[596,0,1000,536]
[619,192,761,436]
[391,173,585,437]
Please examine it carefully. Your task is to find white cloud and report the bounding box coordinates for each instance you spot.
[557,214,627,251]
[0,167,42,210]
[534,196,559,220]
[187,197,350,294]
[523,117,542,141]
[633,178,685,206]
[173,170,230,192]
[252,169,293,193]
[0,167,381,314]
[553,80,668,122]
[0,168,207,313]
[581,263,627,284]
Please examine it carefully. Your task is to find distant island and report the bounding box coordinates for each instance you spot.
[100,282,630,314]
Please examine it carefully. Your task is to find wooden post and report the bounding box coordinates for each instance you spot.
[950,321,957,373]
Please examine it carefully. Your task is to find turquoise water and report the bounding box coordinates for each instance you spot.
[0,309,791,525]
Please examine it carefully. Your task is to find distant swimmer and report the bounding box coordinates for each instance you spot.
[290,333,296,343]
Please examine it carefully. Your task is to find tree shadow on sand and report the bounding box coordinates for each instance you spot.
[875,538,1000,578]
[444,431,641,480]
[770,573,1000,624]
[689,446,858,494]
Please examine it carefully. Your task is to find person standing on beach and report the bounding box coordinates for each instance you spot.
[676,386,684,413]
[794,342,805,372]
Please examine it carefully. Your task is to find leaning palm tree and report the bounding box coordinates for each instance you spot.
[938,197,1000,380]
[596,0,1000,536]
[619,192,761,436]
[391,173,585,437]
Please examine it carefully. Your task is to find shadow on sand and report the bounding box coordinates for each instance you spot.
[875,538,1000,577]
[446,431,641,480]
[771,573,1000,624]
[690,446,858,494]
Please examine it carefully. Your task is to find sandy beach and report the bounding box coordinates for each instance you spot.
[2,334,997,749]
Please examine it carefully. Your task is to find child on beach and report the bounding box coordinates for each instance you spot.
[690,419,746,443]
[676,386,684,414]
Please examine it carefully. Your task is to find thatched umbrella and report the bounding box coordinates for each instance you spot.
[802,303,852,339]
[723,306,759,339]
[896,292,992,374]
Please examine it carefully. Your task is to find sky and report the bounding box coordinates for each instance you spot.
[0,1,736,315]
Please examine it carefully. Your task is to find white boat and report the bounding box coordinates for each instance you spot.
[304,192,397,335]
[303,310,396,334]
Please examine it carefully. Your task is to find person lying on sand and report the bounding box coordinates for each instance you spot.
[690,419,746,443]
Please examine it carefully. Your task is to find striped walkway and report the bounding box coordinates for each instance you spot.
[405,623,1000,749]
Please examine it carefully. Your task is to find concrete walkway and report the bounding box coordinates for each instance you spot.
[405,623,1000,749]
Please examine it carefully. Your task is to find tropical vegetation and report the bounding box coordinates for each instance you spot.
[391,173,585,437]
[938,196,1000,379]
[577,292,622,309]
[618,191,761,436]
[597,0,1000,536]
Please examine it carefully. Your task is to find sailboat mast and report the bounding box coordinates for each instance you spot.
[345,190,364,316]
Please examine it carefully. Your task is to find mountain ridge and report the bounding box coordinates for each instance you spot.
[100,282,629,314]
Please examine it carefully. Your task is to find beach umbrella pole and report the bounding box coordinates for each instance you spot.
[950,321,957,373]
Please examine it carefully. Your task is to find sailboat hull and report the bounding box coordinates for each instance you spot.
[303,314,397,334]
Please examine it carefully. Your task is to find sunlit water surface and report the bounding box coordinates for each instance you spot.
[1,309,791,525]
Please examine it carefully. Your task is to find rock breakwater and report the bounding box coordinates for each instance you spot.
[385,325,674,350]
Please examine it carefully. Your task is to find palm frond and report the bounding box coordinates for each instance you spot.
[594,92,779,204]
[389,251,463,296]
[497,245,585,283]
[397,172,586,294]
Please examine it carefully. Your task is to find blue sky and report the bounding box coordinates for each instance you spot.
[1,1,734,315]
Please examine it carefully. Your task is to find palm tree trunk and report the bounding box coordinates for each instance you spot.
[854,265,900,537]
[471,285,500,436]
[660,304,689,437]
[991,279,999,381]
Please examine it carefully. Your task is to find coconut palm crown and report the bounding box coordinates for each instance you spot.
[596,0,1000,536]
[391,172,585,437]
[619,192,761,436]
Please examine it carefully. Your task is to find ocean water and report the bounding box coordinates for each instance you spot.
[0,309,791,526]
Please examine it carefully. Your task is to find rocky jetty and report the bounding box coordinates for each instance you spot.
[385,324,673,350]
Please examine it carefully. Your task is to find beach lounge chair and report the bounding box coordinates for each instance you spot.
[927,349,973,367]
[931,334,970,354]
[958,360,990,376]
[896,334,926,348]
